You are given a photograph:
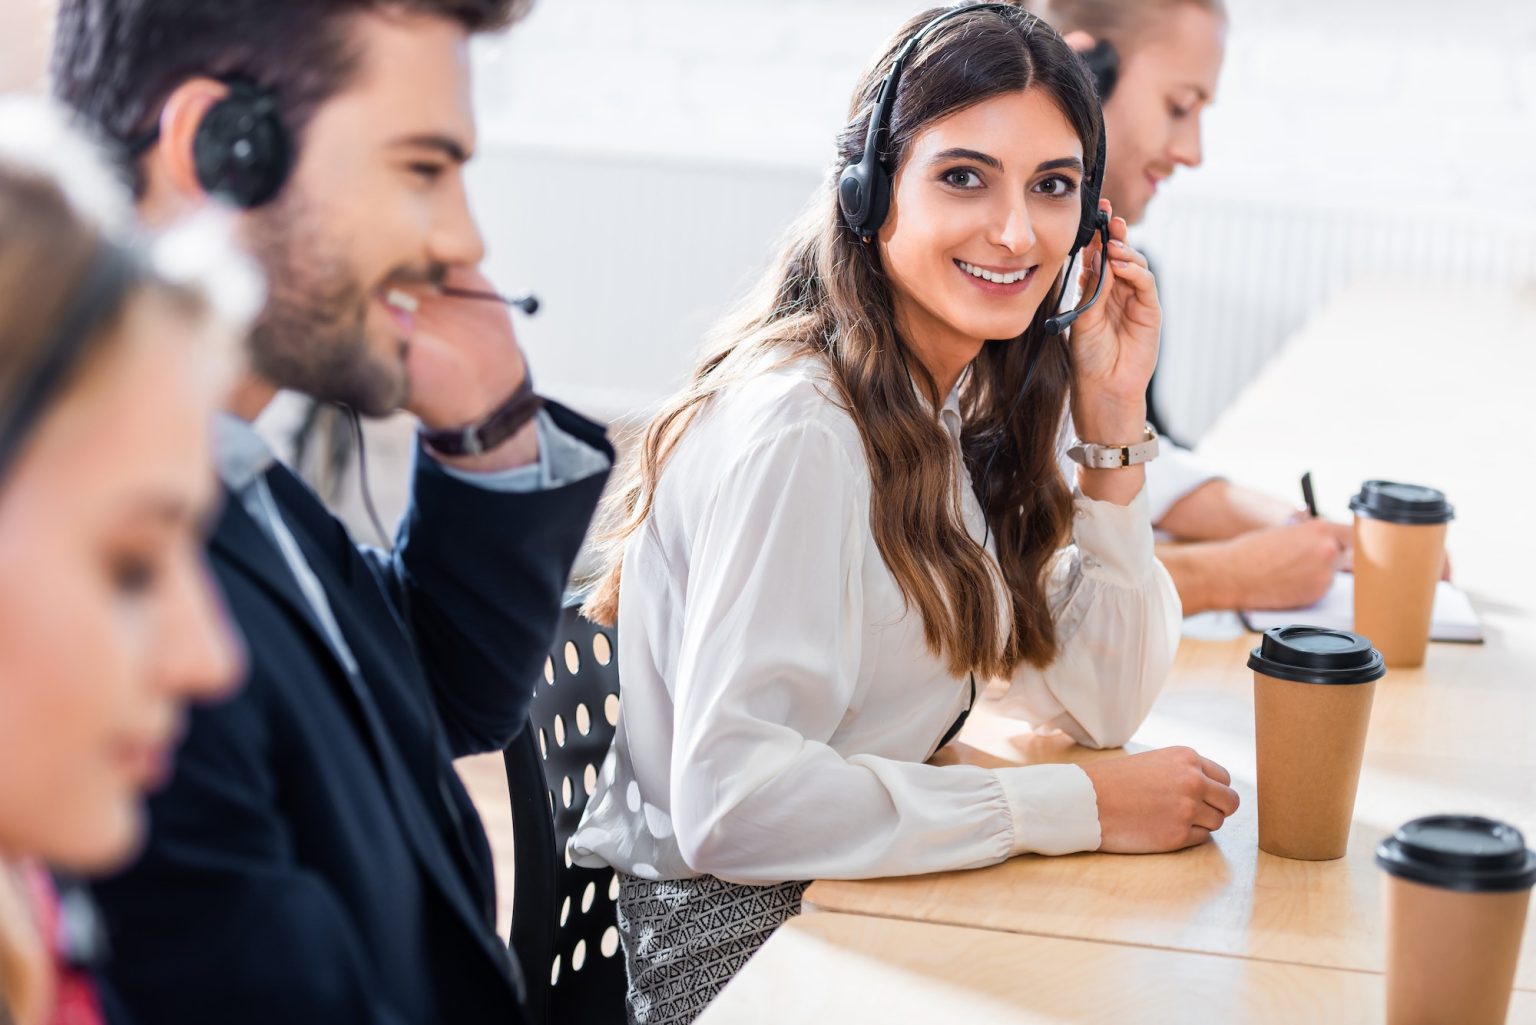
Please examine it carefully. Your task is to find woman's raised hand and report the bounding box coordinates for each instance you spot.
[1065,198,1161,446]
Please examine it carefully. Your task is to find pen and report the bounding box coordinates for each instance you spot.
[1300,471,1319,518]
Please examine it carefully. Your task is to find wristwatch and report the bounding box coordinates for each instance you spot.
[1066,423,1160,469]
[419,372,544,457]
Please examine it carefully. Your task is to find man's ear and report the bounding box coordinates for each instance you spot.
[138,77,230,204]
[1063,30,1096,56]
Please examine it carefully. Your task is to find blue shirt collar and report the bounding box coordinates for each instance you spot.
[213,413,277,493]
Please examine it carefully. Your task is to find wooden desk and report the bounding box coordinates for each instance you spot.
[697,913,1536,1024]
[1194,280,1536,621]
[805,283,1536,988]
[805,641,1536,987]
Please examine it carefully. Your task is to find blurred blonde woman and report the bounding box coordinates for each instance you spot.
[0,99,256,1025]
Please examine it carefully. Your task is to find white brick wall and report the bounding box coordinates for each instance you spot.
[16,0,1529,435]
[470,0,1536,433]
[473,0,917,169]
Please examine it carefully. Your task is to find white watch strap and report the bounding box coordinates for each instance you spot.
[1066,424,1160,469]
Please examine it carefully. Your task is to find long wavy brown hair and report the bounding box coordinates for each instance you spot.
[587,3,1104,680]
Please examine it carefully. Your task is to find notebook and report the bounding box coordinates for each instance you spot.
[1240,572,1484,643]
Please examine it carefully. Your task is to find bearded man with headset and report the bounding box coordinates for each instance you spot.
[52,1,611,1022]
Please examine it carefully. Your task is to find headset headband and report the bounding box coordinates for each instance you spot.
[860,3,1029,183]
[839,1,1105,256]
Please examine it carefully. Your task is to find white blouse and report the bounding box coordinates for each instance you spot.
[572,357,1182,886]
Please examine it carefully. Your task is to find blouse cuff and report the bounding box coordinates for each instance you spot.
[1071,484,1157,587]
[994,763,1102,856]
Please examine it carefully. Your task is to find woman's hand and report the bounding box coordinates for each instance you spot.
[1081,746,1240,852]
[1066,198,1161,445]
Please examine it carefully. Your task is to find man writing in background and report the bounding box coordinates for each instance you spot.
[1036,0,1355,615]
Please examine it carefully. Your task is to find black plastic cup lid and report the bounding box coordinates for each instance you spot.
[1247,625,1385,685]
[1377,815,1536,893]
[1349,480,1454,525]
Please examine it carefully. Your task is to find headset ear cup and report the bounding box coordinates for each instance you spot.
[838,161,871,235]
[191,85,291,209]
[839,159,892,240]
[1074,124,1108,253]
[859,162,891,239]
[1074,191,1103,253]
[1080,38,1120,101]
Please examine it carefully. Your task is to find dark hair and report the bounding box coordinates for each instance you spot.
[50,0,528,180]
[591,4,1103,678]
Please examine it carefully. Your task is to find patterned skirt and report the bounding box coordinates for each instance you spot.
[615,873,809,1025]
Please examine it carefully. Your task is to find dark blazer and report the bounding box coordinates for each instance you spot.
[93,403,611,1025]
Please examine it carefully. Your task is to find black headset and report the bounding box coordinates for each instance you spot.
[1079,38,1120,101]
[837,2,1112,335]
[130,77,292,209]
[128,76,502,918]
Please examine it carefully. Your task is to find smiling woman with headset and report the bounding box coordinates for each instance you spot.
[0,100,254,1025]
[572,4,1239,1021]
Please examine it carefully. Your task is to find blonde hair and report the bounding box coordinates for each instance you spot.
[0,97,259,1025]
[0,98,259,463]
[0,864,46,1025]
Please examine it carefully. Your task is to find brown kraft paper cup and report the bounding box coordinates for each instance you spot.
[1350,481,1455,669]
[1354,517,1448,668]
[1248,627,1385,861]
[1378,816,1536,1025]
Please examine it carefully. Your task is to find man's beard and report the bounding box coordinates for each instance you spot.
[243,193,410,418]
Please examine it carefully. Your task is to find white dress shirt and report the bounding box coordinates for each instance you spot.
[572,357,1181,886]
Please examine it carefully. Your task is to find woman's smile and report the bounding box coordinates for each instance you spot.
[955,258,1038,295]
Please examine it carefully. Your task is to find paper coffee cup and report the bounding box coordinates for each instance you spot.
[1350,481,1454,669]
[1248,626,1384,860]
[1377,815,1536,1025]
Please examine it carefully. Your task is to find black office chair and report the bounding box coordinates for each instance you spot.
[505,599,627,1024]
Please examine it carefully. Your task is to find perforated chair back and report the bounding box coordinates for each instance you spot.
[505,600,626,1024]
